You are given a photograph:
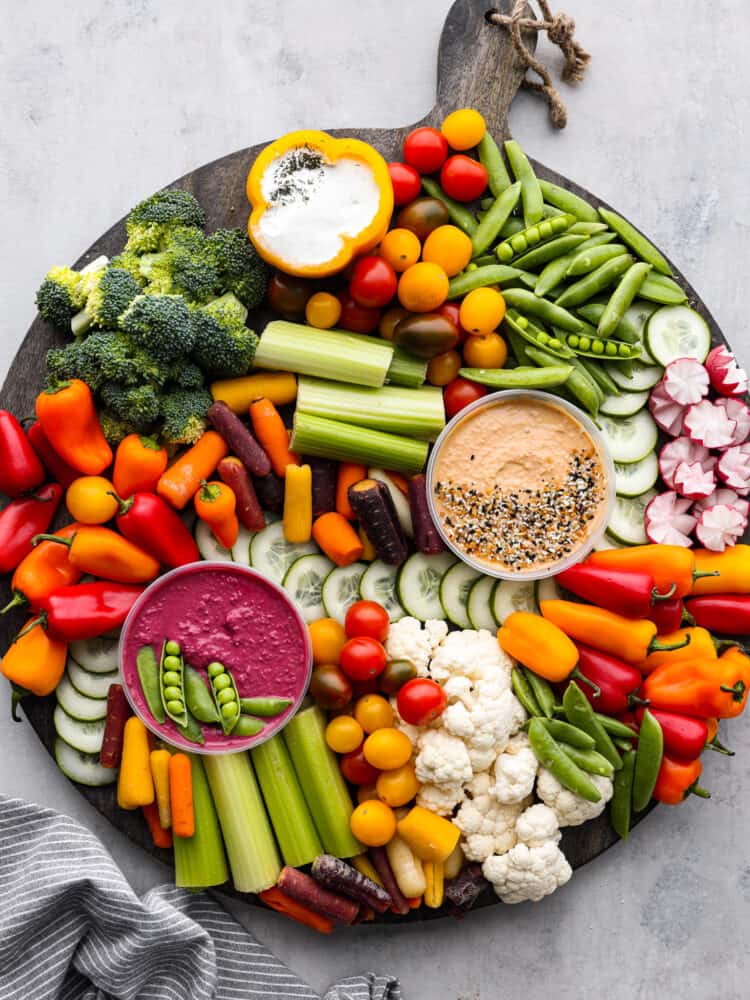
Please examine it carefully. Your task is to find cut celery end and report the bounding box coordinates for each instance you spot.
[251,734,323,867]
[203,753,280,893]
[173,755,229,889]
[386,347,428,388]
[291,412,428,476]
[283,705,362,859]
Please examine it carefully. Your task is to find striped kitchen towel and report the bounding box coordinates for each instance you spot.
[0,795,401,1000]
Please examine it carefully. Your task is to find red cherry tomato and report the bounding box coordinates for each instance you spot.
[340,636,388,681]
[349,256,398,309]
[345,600,390,642]
[338,291,381,334]
[437,301,468,345]
[403,127,448,175]
[340,746,380,785]
[387,162,422,206]
[439,155,488,202]
[396,678,447,726]
[443,377,488,419]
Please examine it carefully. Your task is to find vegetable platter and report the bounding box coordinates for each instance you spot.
[2,0,749,927]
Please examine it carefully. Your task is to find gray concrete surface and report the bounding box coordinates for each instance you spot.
[2,2,750,997]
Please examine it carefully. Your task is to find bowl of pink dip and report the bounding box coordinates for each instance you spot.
[119,561,312,753]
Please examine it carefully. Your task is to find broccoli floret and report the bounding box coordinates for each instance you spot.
[100,383,161,430]
[83,332,170,387]
[124,189,205,253]
[191,293,258,378]
[98,408,138,447]
[119,294,194,363]
[110,250,147,287]
[71,267,142,336]
[168,360,205,389]
[45,339,106,392]
[139,228,219,303]
[160,387,213,446]
[35,266,85,328]
[207,228,270,309]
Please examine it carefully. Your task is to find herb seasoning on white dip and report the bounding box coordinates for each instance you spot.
[431,396,607,572]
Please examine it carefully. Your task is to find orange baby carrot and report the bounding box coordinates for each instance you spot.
[157,432,229,510]
[169,752,195,838]
[312,512,364,567]
[249,398,299,477]
[142,801,173,849]
[336,463,367,520]
[259,887,334,934]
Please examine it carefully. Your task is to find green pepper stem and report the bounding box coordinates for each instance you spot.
[706,737,734,757]
[570,667,600,697]
[720,680,746,703]
[0,592,27,615]
[689,783,711,800]
[12,614,46,643]
[10,684,29,722]
[651,582,677,602]
[108,491,131,515]
[31,533,73,549]
[626,694,649,711]
[681,608,696,627]
[199,479,221,503]
[648,633,691,654]
[714,637,743,653]
[692,570,720,581]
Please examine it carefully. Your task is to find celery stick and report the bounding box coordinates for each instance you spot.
[251,735,322,867]
[283,705,362,859]
[291,413,428,476]
[386,347,428,388]
[254,320,393,388]
[203,753,280,893]
[296,377,445,441]
[173,755,229,889]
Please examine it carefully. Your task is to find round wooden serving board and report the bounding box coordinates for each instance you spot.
[0,0,740,919]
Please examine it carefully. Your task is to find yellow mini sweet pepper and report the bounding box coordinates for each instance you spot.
[396,806,460,864]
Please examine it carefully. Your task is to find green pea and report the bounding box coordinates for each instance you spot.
[516,315,529,329]
[221,701,239,720]
[579,336,591,351]
[466,262,477,272]
[591,340,604,354]
[163,685,182,701]
[538,220,554,239]
[217,688,236,706]
[165,640,181,656]
[166,699,185,715]
[163,670,181,687]
[605,342,617,356]
[510,234,528,253]
[213,673,232,691]
[207,661,225,678]
[548,337,562,350]
[536,331,550,345]
[567,334,580,348]
[619,344,632,357]
[163,655,181,671]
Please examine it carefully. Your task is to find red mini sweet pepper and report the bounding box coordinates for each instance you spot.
[684,594,750,635]
[113,492,199,568]
[574,642,647,715]
[557,563,676,619]
[20,581,145,642]
[652,755,710,805]
[27,421,80,490]
[0,410,45,497]
[0,483,63,574]
[634,707,710,761]
[646,596,685,635]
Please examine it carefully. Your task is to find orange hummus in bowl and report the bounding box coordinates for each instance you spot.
[427,390,615,580]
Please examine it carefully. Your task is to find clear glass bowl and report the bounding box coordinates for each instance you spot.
[426,389,616,581]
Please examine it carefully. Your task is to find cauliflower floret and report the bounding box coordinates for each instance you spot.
[429,629,512,686]
[415,729,472,787]
[454,772,528,862]
[536,768,614,827]
[515,803,560,848]
[385,617,447,677]
[416,781,464,816]
[482,841,572,903]
[442,675,473,707]
[389,698,421,746]
[493,733,538,804]
[443,685,525,773]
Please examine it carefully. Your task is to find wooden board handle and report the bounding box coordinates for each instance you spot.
[428,0,535,139]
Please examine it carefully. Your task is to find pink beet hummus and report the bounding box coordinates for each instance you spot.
[120,562,311,753]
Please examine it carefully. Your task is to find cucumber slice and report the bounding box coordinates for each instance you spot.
[368,468,413,538]
[54,737,116,786]
[53,704,106,755]
[599,389,649,417]
[593,535,627,550]
[467,576,497,632]
[359,560,406,622]
[231,526,254,566]
[69,637,119,674]
[439,562,481,629]
[194,519,233,562]
[615,452,658,497]
[66,658,118,700]
[606,489,656,546]
[397,552,457,621]
[283,553,335,623]
[646,305,711,366]
[321,562,368,624]
[597,410,658,464]
[535,577,562,604]
[491,579,538,624]
[250,521,318,584]
[56,673,108,722]
[604,359,663,392]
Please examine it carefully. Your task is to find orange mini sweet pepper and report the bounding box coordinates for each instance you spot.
[1,522,82,615]
[35,379,112,475]
[587,544,716,599]
[642,655,749,720]
[33,525,159,584]
[638,626,717,674]
[112,435,168,498]
[691,545,750,595]
[652,756,709,805]
[498,611,578,682]
[1,620,67,719]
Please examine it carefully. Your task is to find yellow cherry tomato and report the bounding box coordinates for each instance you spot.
[398,262,449,313]
[363,728,413,770]
[421,225,473,277]
[325,715,364,754]
[376,762,419,807]
[65,476,119,525]
[441,108,486,151]
[427,349,462,386]
[305,291,342,329]
[462,332,508,368]
[459,287,506,335]
[357,783,379,803]
[379,228,421,273]
[308,617,347,666]
[354,694,394,734]
[350,799,397,847]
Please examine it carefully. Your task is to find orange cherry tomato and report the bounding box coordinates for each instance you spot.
[427,349,462,386]
[421,225,473,277]
[325,715,364,754]
[354,694,394,734]
[441,109,486,150]
[350,799,397,846]
[462,332,508,368]
[363,728,413,770]
[398,262,449,313]
[308,617,347,665]
[376,762,419,807]
[379,229,421,273]
[305,292,342,329]
[65,476,119,525]
[459,287,506,335]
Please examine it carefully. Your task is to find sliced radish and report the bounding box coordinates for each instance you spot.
[717,445,750,494]
[695,504,745,551]
[683,399,737,449]
[705,344,749,398]
[649,382,685,437]
[662,357,709,406]
[693,488,750,523]
[659,437,712,490]
[715,398,750,447]
[673,461,715,500]
[645,491,697,547]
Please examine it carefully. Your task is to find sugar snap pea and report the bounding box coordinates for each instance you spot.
[421,177,477,235]
[637,272,687,305]
[184,663,220,724]
[159,640,187,727]
[591,713,639,740]
[499,216,525,239]
[136,645,165,724]
[598,207,672,275]
[554,327,638,360]
[562,682,623,770]
[501,288,583,332]
[535,718,597,749]
[539,178,599,223]
[447,264,523,298]
[610,748,636,839]
[568,221,609,235]
[512,668,542,717]
[176,709,205,745]
[239,696,292,717]
[207,660,241,735]
[505,140,544,226]
[471,181,522,257]
[478,132,512,196]
[575,301,641,344]
[234,715,265,737]
[504,311,574,359]
[522,667,556,719]
[632,708,664,811]
[535,252,578,298]
[511,233,588,271]
[566,243,628,277]
[506,327,535,367]
[578,357,621,397]
[542,203,566,217]
[458,365,573,390]
[598,262,652,339]
[525,345,602,417]
[557,742,615,777]
[495,213,576,262]
[472,254,496,267]
[555,253,635,308]
[613,736,635,754]
[527,718,602,803]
